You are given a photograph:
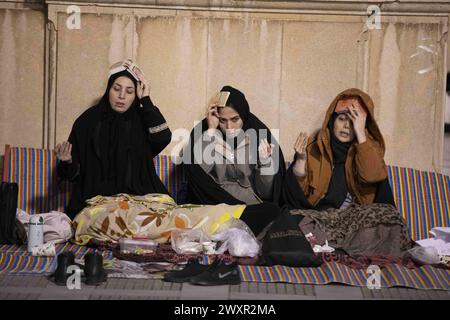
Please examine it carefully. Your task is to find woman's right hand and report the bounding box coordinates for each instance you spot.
[293,132,308,177]
[55,141,72,163]
[206,105,220,129]
[294,132,308,160]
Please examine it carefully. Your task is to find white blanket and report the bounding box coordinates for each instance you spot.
[416,227,450,256]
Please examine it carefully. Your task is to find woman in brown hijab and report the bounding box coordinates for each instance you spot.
[282,88,414,257]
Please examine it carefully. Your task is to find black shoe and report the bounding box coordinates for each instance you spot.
[163,258,210,283]
[52,252,76,286]
[84,253,107,286]
[190,259,240,286]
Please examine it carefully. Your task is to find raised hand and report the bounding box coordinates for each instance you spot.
[134,67,150,99]
[259,138,274,165]
[206,105,220,130]
[294,132,308,160]
[55,141,72,163]
[293,132,308,176]
[348,104,367,144]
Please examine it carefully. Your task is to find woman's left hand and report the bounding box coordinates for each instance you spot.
[135,68,150,99]
[348,104,367,144]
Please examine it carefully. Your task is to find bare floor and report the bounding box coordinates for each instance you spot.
[0,274,448,300]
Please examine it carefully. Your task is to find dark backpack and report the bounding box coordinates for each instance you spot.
[0,182,26,245]
[259,207,322,267]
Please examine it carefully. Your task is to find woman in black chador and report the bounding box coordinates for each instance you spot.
[183,86,286,235]
[56,60,171,219]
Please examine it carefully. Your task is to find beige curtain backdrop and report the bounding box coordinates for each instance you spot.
[0,1,449,173]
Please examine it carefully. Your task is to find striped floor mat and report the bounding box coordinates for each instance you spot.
[0,243,112,275]
[239,263,449,290]
[1,244,448,290]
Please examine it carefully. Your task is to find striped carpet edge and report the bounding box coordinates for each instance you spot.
[0,244,448,290]
[238,263,449,290]
[0,243,112,274]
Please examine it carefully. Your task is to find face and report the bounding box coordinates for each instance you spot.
[218,106,244,137]
[108,76,136,113]
[332,98,365,143]
[333,113,355,143]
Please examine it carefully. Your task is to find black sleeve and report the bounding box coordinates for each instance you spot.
[374,178,396,207]
[140,96,172,156]
[56,123,81,182]
[281,165,314,210]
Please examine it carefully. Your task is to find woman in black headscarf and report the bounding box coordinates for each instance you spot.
[56,60,171,219]
[183,86,285,236]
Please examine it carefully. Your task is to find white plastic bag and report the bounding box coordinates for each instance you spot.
[171,228,210,254]
[17,209,73,244]
[407,246,441,265]
[212,219,260,257]
[312,240,335,253]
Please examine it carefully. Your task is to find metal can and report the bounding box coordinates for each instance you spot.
[28,215,44,252]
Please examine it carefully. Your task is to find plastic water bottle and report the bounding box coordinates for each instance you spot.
[28,216,44,252]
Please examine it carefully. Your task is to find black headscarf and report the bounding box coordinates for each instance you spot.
[447,72,450,93]
[216,86,250,149]
[96,70,140,192]
[221,85,250,126]
[62,70,169,217]
[183,85,286,205]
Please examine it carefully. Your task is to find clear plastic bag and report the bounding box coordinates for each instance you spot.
[406,246,441,265]
[212,219,260,257]
[171,228,210,254]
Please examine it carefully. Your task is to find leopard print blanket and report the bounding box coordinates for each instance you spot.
[292,203,414,257]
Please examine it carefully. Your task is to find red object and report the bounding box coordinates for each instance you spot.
[335,98,367,116]
[132,235,149,240]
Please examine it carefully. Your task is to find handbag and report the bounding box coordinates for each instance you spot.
[259,207,322,267]
[0,182,25,245]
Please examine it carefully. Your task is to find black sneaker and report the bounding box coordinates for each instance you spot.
[163,258,209,283]
[190,259,240,286]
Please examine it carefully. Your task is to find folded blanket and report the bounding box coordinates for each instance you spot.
[293,203,414,257]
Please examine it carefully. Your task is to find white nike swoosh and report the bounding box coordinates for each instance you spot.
[218,271,233,279]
